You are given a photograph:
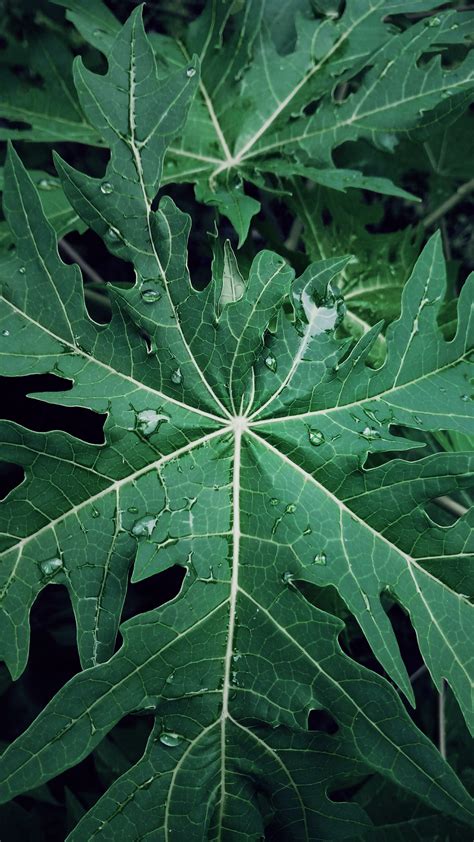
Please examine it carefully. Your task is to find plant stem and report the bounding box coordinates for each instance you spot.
[435,496,468,518]
[438,680,447,759]
[410,664,427,684]
[284,218,303,251]
[422,178,474,229]
[59,238,106,288]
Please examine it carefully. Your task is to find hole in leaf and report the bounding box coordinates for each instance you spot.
[302,98,319,117]
[0,374,106,443]
[0,117,30,132]
[120,564,186,627]
[0,462,24,500]
[0,585,79,740]
[308,708,339,734]
[329,776,368,803]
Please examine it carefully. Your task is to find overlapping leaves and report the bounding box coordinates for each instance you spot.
[3,0,474,241]
[0,7,473,839]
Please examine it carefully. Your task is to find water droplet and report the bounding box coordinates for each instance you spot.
[460,394,471,402]
[141,288,161,304]
[281,571,295,585]
[91,507,100,519]
[308,428,325,447]
[159,732,183,747]
[37,178,60,191]
[186,67,196,78]
[1,330,10,337]
[171,367,183,385]
[40,557,63,577]
[424,15,441,26]
[19,266,26,274]
[313,551,327,566]
[362,591,371,611]
[303,526,312,535]
[165,672,175,684]
[100,182,114,195]
[264,353,277,373]
[378,132,399,152]
[285,503,296,513]
[128,506,139,514]
[360,426,381,441]
[93,28,105,36]
[106,228,121,242]
[131,515,157,537]
[136,409,170,436]
[270,498,279,506]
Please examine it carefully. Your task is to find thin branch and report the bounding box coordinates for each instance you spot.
[435,496,468,518]
[284,218,303,251]
[84,287,111,308]
[410,664,427,684]
[422,178,474,229]
[438,680,447,759]
[59,238,106,288]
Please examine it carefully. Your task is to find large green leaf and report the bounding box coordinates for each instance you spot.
[43,0,474,242]
[0,8,473,838]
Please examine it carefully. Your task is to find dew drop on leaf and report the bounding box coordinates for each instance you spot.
[303,526,312,535]
[460,394,471,402]
[270,498,279,506]
[171,367,183,385]
[131,515,157,537]
[264,353,277,372]
[1,330,10,337]
[313,551,327,566]
[186,67,196,78]
[136,409,170,435]
[159,732,183,747]
[141,288,161,304]
[40,557,63,577]
[308,428,325,447]
[165,672,175,684]
[360,426,381,441]
[19,267,26,274]
[128,506,139,514]
[100,182,114,195]
[37,178,60,191]
[91,507,100,519]
[285,503,296,513]
[424,15,441,26]
[106,228,121,242]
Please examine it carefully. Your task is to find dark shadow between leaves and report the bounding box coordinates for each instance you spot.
[0,374,106,444]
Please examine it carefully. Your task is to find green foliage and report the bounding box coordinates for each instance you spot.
[0,2,473,839]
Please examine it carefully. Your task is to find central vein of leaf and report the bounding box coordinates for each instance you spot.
[218,424,242,822]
